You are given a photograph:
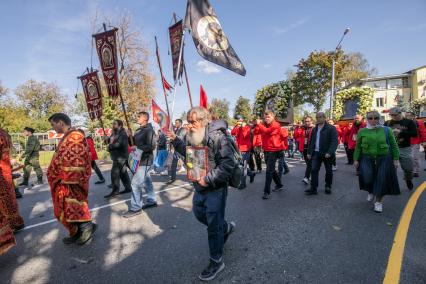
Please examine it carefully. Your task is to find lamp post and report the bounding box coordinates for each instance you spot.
[330,28,350,119]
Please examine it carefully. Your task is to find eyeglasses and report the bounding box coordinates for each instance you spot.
[367,116,380,120]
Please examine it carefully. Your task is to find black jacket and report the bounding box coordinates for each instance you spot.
[133,123,156,166]
[307,122,338,157]
[172,120,235,192]
[107,128,129,161]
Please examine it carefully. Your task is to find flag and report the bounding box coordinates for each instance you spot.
[169,20,185,81]
[200,84,207,108]
[92,28,120,97]
[184,0,246,76]
[79,70,103,120]
[162,76,173,92]
[152,99,170,131]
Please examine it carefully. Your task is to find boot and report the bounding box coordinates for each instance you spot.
[18,179,29,186]
[36,178,44,185]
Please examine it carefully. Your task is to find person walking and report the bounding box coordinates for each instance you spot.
[347,115,365,166]
[104,120,132,198]
[295,116,314,185]
[405,111,426,177]
[249,119,262,173]
[354,111,400,213]
[384,107,417,190]
[328,120,340,171]
[342,122,353,164]
[278,126,290,177]
[305,112,338,195]
[254,110,284,199]
[86,134,105,184]
[167,107,236,281]
[123,111,157,218]
[168,119,187,183]
[19,127,43,186]
[153,129,168,175]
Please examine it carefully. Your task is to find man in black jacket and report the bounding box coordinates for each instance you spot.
[166,107,236,282]
[104,120,132,198]
[123,111,157,218]
[168,119,187,183]
[305,112,338,195]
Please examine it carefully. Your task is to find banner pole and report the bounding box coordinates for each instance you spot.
[170,30,185,125]
[155,36,172,129]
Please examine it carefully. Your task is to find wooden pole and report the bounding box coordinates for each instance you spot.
[155,36,172,128]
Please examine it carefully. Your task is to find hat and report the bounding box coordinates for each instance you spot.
[235,114,243,120]
[24,127,35,133]
[389,107,402,115]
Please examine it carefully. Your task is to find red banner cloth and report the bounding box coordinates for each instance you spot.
[169,20,184,81]
[200,85,208,108]
[162,76,173,92]
[79,70,103,120]
[152,99,170,131]
[93,28,120,98]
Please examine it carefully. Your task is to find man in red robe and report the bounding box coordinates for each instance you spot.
[0,128,25,255]
[47,113,96,245]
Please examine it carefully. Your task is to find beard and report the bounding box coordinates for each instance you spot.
[187,127,205,146]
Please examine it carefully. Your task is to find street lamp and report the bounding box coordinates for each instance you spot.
[330,28,350,119]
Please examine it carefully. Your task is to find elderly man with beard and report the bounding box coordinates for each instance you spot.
[166,107,236,282]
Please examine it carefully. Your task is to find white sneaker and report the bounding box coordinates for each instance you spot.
[374,202,383,213]
[160,170,168,176]
[302,177,310,184]
[367,194,374,202]
[332,165,338,171]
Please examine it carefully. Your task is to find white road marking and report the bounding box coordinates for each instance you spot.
[22,183,192,231]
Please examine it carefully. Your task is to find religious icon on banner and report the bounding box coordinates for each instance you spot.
[79,70,103,121]
[169,20,184,81]
[186,146,208,182]
[152,99,170,131]
[93,28,120,97]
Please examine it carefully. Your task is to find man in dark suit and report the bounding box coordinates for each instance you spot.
[305,112,338,195]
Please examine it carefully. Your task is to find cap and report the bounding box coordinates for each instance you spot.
[389,107,402,115]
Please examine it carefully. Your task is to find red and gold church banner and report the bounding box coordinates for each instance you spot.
[79,71,103,120]
[93,28,120,97]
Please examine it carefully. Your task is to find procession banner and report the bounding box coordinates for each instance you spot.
[152,99,170,131]
[184,0,246,76]
[92,28,120,97]
[79,70,103,120]
[169,20,184,81]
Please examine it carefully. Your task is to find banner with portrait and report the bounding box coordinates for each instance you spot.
[93,28,120,97]
[79,70,103,120]
[169,20,184,82]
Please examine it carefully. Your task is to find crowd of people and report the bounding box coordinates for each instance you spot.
[0,105,425,281]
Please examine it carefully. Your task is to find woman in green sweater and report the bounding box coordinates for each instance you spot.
[354,110,400,213]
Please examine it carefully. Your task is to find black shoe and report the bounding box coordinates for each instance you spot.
[142,202,157,210]
[119,189,132,194]
[166,179,176,184]
[104,191,119,198]
[249,173,255,183]
[325,186,332,195]
[62,232,80,245]
[18,181,28,186]
[224,221,236,245]
[15,188,23,199]
[406,180,414,191]
[76,223,97,245]
[262,193,270,199]
[13,223,25,233]
[107,184,113,188]
[284,168,290,175]
[36,179,43,185]
[413,173,419,178]
[238,184,246,190]
[122,209,143,218]
[95,179,105,184]
[305,189,318,195]
[272,185,283,192]
[199,260,225,281]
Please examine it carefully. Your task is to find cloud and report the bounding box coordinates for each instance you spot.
[273,17,309,35]
[196,60,222,74]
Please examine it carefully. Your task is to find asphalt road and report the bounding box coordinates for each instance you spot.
[1,152,425,284]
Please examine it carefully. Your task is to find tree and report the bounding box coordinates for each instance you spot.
[0,80,7,97]
[340,52,377,86]
[233,96,252,121]
[208,98,230,123]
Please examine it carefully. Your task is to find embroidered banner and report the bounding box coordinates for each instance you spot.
[152,99,170,131]
[169,20,184,81]
[93,28,120,97]
[79,71,103,120]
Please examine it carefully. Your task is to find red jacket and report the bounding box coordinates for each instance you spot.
[86,137,98,161]
[335,125,343,144]
[411,119,426,145]
[231,125,252,152]
[348,122,366,150]
[254,120,283,152]
[294,126,313,152]
[281,127,289,150]
[252,131,262,148]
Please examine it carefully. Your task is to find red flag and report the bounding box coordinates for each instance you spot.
[152,99,170,131]
[200,85,207,108]
[162,76,173,92]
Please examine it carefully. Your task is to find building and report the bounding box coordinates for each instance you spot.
[346,65,426,120]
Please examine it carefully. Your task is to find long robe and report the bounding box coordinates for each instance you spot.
[47,129,92,236]
[0,129,24,255]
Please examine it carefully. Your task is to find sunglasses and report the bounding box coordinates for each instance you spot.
[367,116,380,120]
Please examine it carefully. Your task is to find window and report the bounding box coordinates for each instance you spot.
[376,98,384,107]
[402,77,410,88]
[388,78,403,89]
[365,80,386,90]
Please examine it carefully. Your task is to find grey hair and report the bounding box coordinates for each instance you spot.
[187,107,211,127]
[366,110,380,118]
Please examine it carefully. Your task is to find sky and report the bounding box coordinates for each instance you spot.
[0,0,425,120]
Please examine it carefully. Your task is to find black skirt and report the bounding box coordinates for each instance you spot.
[359,154,400,197]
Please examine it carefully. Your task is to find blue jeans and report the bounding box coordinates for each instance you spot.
[278,156,289,178]
[192,188,229,262]
[130,165,156,211]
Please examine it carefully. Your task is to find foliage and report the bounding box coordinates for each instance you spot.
[233,96,252,121]
[208,98,230,123]
[409,97,426,115]
[0,80,7,97]
[332,87,375,120]
[0,100,32,132]
[340,52,377,86]
[253,80,292,119]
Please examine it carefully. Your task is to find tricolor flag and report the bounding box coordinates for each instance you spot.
[152,99,170,131]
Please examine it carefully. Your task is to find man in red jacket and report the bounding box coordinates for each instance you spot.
[231,116,255,189]
[342,122,353,164]
[254,110,283,199]
[278,126,290,177]
[86,134,105,184]
[406,112,426,177]
[249,121,263,173]
[347,115,365,165]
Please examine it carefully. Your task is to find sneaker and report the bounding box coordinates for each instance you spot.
[199,260,225,281]
[122,209,143,218]
[302,177,310,185]
[406,180,414,191]
[332,165,338,171]
[272,185,283,192]
[95,179,106,184]
[374,202,383,213]
[141,202,157,210]
[76,223,97,245]
[305,188,318,195]
[224,221,236,244]
[325,186,332,195]
[367,193,374,202]
[161,170,168,176]
[262,193,270,200]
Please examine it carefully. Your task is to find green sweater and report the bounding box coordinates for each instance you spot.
[353,127,399,161]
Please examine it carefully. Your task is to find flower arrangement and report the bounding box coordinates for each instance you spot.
[253,80,292,119]
[333,87,375,120]
[409,97,426,116]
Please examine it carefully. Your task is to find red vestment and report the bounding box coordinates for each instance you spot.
[0,129,23,255]
[47,129,92,236]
